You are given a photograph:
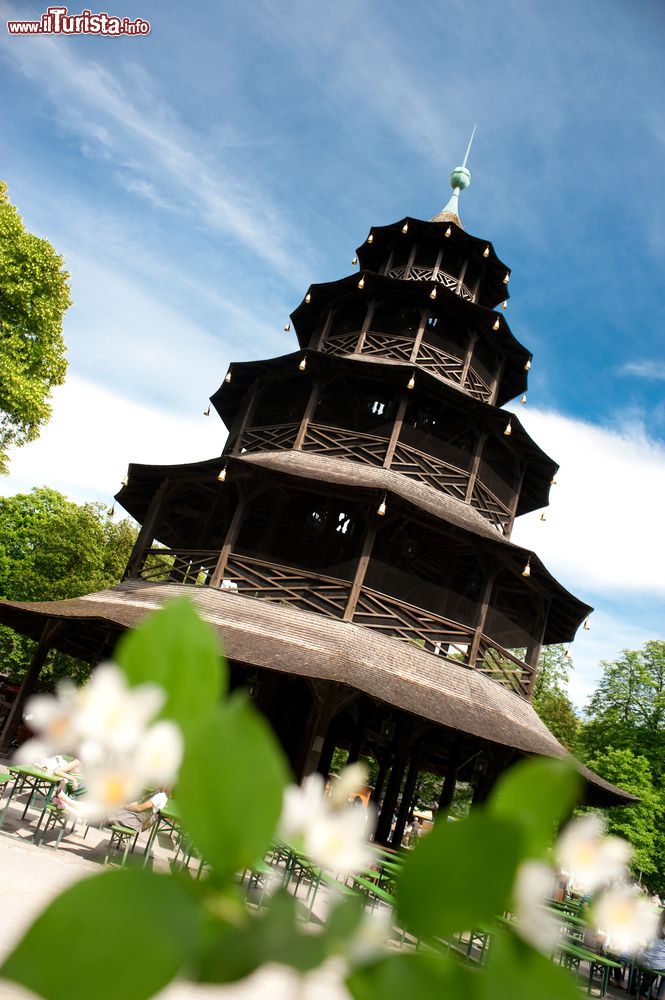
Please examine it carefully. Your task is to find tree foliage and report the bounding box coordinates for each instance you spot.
[0,182,71,474]
[531,645,580,750]
[0,487,136,686]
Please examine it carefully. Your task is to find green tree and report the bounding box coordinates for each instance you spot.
[583,747,661,881]
[531,645,580,749]
[0,182,71,474]
[0,487,136,687]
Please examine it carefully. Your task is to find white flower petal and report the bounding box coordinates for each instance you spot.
[80,763,143,822]
[304,805,375,876]
[76,663,165,753]
[134,721,183,785]
[593,887,660,954]
[329,763,368,808]
[512,861,561,952]
[278,774,327,842]
[556,815,631,892]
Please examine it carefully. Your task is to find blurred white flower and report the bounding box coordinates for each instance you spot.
[75,663,165,753]
[556,815,632,892]
[134,720,184,785]
[344,907,392,965]
[512,861,562,952]
[279,773,327,843]
[22,681,81,753]
[304,803,376,877]
[77,762,144,822]
[328,762,368,808]
[593,886,660,954]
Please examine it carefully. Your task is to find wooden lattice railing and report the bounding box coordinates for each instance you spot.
[237,423,299,454]
[303,423,388,466]
[131,549,533,696]
[361,332,414,363]
[386,265,474,302]
[321,332,360,355]
[390,440,469,501]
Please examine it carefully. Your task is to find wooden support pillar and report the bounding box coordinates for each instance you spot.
[0,622,62,752]
[209,489,247,589]
[370,754,390,805]
[356,300,376,354]
[461,332,478,388]
[524,600,550,699]
[316,732,337,779]
[408,309,428,365]
[293,380,322,450]
[504,464,527,540]
[471,751,500,809]
[457,257,469,295]
[383,396,408,469]
[347,705,369,765]
[229,381,260,455]
[391,752,421,847]
[467,570,497,670]
[437,745,460,820]
[124,477,171,579]
[464,431,488,503]
[490,358,505,406]
[343,519,377,622]
[374,721,420,845]
[294,683,357,783]
[314,307,334,351]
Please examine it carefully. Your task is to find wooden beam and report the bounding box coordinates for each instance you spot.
[464,431,489,503]
[437,744,460,819]
[391,751,421,847]
[230,381,260,455]
[209,490,247,589]
[0,622,62,752]
[343,518,377,621]
[124,477,171,578]
[382,395,408,468]
[467,571,497,670]
[293,379,322,450]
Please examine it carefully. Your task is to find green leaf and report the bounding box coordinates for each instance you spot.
[479,930,579,1000]
[347,952,481,1000]
[396,812,522,939]
[115,597,226,733]
[488,757,581,858]
[177,692,289,878]
[0,868,203,1000]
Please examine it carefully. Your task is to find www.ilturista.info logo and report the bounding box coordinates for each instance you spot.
[7,6,150,34]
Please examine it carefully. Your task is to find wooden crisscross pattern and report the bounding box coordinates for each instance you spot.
[391,441,468,500]
[470,480,512,534]
[415,340,465,384]
[223,554,351,618]
[475,638,533,696]
[321,332,360,355]
[238,423,299,454]
[139,549,220,585]
[353,587,471,651]
[360,332,414,362]
[303,423,388,466]
[386,266,473,301]
[464,366,493,402]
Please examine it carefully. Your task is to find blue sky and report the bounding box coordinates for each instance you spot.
[1,0,664,706]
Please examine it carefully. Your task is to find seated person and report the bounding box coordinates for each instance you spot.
[636,911,665,1000]
[108,789,168,832]
[34,754,82,790]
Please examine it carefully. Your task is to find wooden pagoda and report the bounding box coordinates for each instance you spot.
[0,163,634,835]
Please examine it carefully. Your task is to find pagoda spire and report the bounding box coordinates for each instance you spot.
[431,125,475,228]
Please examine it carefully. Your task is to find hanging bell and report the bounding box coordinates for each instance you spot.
[224,370,232,383]
[352,256,358,266]
[521,558,531,578]
[429,286,437,300]
[524,358,532,371]
[520,395,527,405]
[203,405,211,416]
[504,421,512,436]
[284,322,291,332]
[407,373,415,390]
[445,226,452,237]
[305,292,311,303]
[358,276,365,289]
[367,233,374,243]
[217,467,227,482]
[503,273,510,285]
[121,475,129,487]
[583,619,590,631]
[377,497,387,516]
[564,648,571,659]
[483,246,490,257]
[493,317,500,331]
[501,301,508,310]
[108,505,115,518]
[299,357,307,371]
[550,477,557,486]
[539,513,547,522]
[401,222,409,234]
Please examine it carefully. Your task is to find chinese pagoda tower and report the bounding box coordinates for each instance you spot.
[0,154,632,833]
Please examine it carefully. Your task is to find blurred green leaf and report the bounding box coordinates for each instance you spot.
[480,930,579,1000]
[347,951,481,1000]
[0,869,203,1000]
[177,692,289,878]
[397,812,522,939]
[488,757,581,858]
[115,597,226,733]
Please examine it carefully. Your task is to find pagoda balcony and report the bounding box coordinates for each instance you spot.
[386,264,475,302]
[235,422,514,534]
[133,548,534,697]
[320,329,494,403]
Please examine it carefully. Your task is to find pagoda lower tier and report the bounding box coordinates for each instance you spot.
[0,581,633,829]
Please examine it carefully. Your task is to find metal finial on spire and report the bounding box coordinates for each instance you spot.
[431,125,476,228]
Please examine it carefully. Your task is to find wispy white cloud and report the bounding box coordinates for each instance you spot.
[620,360,665,381]
[0,22,313,286]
